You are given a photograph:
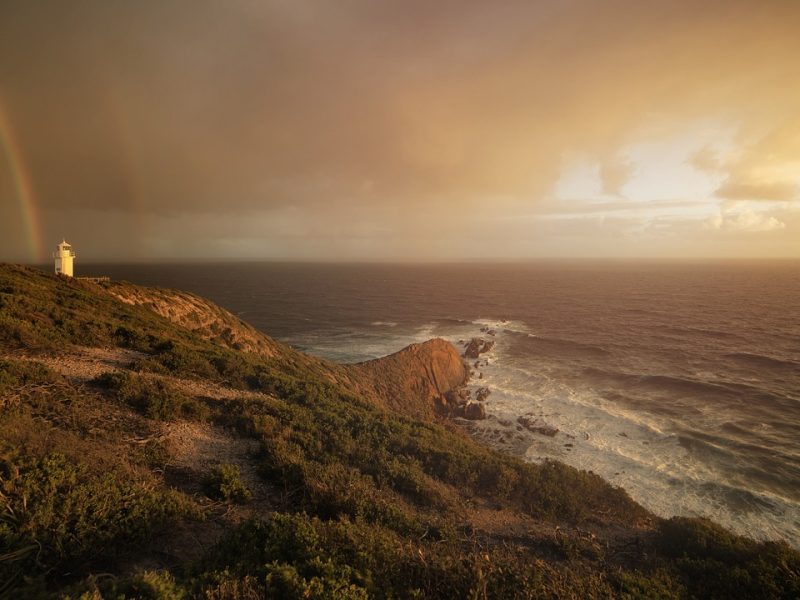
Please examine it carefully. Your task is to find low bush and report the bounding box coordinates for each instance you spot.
[204,464,252,504]
[93,371,209,421]
[150,340,218,380]
[0,359,59,395]
[0,452,195,593]
[63,570,187,600]
[656,517,800,600]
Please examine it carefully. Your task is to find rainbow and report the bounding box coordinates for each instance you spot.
[0,99,44,263]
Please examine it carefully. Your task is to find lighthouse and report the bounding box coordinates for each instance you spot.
[53,240,76,277]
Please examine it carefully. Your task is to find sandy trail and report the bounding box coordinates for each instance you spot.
[4,347,273,492]
[3,346,274,401]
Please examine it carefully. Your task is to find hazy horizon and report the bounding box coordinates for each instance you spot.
[15,256,800,268]
[2,0,799,262]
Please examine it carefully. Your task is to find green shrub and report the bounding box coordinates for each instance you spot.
[0,359,59,395]
[204,464,252,504]
[262,559,369,600]
[656,517,800,600]
[611,569,682,600]
[0,452,195,591]
[152,340,217,379]
[93,371,208,421]
[65,570,187,600]
[113,324,157,352]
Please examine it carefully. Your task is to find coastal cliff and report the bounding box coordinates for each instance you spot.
[102,279,470,420]
[0,263,796,599]
[349,338,469,419]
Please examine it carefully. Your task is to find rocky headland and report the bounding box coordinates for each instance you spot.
[0,263,796,599]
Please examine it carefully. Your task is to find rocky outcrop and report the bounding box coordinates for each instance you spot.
[349,338,469,420]
[463,338,495,359]
[462,402,486,420]
[475,387,491,402]
[518,416,559,437]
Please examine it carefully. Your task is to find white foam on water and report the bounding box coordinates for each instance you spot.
[472,317,532,336]
[444,320,800,547]
[289,321,459,363]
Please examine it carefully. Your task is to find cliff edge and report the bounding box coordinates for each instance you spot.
[348,338,469,420]
[104,281,281,357]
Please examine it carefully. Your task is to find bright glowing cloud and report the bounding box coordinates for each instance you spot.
[704,209,787,233]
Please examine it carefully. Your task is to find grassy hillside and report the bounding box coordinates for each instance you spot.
[0,264,797,599]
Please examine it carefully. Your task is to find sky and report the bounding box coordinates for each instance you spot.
[1,0,799,262]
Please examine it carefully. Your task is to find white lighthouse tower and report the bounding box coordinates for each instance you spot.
[53,239,76,277]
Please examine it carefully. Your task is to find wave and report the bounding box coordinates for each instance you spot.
[651,323,750,341]
[512,334,611,359]
[465,344,800,545]
[580,367,794,406]
[724,352,800,371]
[471,317,532,336]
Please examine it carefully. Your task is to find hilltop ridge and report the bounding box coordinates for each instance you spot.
[105,281,282,357]
[0,264,797,599]
[100,277,470,420]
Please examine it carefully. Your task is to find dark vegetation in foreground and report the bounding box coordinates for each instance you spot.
[0,264,798,599]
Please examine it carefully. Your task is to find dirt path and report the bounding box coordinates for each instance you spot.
[3,346,273,402]
[5,346,145,381]
[162,420,272,508]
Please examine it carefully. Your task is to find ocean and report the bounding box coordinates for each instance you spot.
[80,261,800,545]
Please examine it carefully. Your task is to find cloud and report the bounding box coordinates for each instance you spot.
[688,146,723,172]
[1,0,799,259]
[716,179,798,202]
[599,157,635,196]
[703,209,786,233]
[712,119,800,201]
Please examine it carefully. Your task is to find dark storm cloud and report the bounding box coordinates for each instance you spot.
[1,0,799,259]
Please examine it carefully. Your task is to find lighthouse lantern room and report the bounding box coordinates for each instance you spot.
[53,240,76,277]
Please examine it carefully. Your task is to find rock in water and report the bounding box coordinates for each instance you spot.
[517,416,558,437]
[464,338,483,358]
[463,338,496,359]
[463,402,486,420]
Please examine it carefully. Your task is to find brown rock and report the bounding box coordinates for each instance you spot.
[476,387,491,402]
[464,338,484,358]
[444,389,469,407]
[464,338,495,359]
[517,416,559,437]
[350,338,469,420]
[463,402,486,420]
